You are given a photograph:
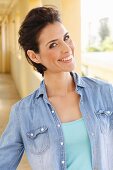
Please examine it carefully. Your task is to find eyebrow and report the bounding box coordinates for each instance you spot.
[46,32,69,46]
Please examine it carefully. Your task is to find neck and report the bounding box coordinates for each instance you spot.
[44,71,75,97]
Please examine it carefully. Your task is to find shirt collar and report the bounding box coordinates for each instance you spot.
[35,72,86,99]
[35,80,48,99]
[70,71,86,88]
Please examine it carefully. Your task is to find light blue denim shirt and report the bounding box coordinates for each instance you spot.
[0,72,113,170]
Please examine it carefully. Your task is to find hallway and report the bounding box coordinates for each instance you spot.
[0,0,81,169]
[0,74,31,170]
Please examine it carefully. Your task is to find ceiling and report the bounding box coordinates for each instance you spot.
[0,0,13,23]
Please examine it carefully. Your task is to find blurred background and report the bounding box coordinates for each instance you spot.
[0,0,113,169]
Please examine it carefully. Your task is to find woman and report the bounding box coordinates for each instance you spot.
[0,6,113,170]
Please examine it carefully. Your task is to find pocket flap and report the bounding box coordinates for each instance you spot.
[26,126,48,139]
[95,109,113,116]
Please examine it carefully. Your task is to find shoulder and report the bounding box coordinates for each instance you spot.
[73,72,110,87]
[81,76,112,88]
[80,75,113,99]
[73,72,113,92]
[76,75,113,106]
[12,88,39,111]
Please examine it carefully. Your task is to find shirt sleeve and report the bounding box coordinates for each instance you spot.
[109,84,113,103]
[0,104,24,170]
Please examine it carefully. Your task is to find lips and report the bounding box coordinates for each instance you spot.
[58,55,72,62]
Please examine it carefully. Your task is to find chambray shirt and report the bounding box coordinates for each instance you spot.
[0,72,113,170]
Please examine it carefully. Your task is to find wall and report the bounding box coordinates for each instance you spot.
[1,17,10,73]
[9,0,43,97]
[0,27,2,72]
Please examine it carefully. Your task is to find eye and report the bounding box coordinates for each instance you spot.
[64,35,70,41]
[49,43,57,49]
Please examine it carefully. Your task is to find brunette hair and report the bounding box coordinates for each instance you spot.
[18,6,61,76]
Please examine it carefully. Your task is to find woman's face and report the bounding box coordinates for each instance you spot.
[37,22,75,74]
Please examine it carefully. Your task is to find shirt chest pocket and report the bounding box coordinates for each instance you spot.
[96,109,113,133]
[26,126,50,155]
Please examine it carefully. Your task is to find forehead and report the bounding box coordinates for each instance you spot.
[38,22,68,44]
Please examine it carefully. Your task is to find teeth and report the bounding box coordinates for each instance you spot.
[60,56,72,61]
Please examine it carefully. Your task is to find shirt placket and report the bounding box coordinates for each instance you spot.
[76,87,96,170]
[45,98,67,170]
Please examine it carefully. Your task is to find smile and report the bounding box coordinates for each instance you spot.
[58,56,72,62]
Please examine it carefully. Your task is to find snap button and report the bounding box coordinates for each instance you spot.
[60,142,64,145]
[61,160,65,164]
[57,124,60,127]
[30,133,34,137]
[105,110,112,115]
[91,132,94,136]
[41,128,44,132]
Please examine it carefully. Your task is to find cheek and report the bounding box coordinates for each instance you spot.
[47,51,59,60]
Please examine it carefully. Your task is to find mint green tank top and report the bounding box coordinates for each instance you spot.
[62,118,92,170]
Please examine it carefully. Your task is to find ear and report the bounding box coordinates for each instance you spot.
[27,50,41,64]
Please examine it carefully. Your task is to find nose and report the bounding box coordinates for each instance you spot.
[61,41,71,53]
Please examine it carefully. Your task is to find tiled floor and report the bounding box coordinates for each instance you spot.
[0,74,31,170]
